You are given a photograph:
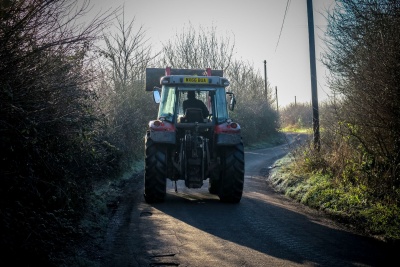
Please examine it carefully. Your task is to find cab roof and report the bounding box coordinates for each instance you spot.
[145,67,225,91]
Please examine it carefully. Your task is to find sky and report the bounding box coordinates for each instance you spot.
[85,0,336,107]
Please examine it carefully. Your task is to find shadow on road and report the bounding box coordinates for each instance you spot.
[149,189,396,266]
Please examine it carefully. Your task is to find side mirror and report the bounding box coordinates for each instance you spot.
[153,88,161,104]
[227,92,236,111]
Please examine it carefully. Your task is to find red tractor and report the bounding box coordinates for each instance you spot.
[144,67,244,203]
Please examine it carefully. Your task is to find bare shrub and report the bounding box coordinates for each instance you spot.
[280,102,313,129]
[96,11,158,167]
[159,23,235,70]
[321,0,400,199]
[226,60,279,144]
[0,0,115,264]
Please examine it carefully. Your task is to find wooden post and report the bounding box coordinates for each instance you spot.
[264,60,268,98]
[307,0,320,151]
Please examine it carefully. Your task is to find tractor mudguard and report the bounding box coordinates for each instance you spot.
[216,133,242,145]
[149,131,176,144]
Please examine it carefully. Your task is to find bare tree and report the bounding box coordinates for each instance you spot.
[225,59,279,143]
[97,9,158,163]
[159,23,235,70]
[100,10,155,94]
[322,0,400,193]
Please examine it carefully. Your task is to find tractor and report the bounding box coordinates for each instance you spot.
[144,67,244,203]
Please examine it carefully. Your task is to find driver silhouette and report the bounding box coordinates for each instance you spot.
[182,91,209,119]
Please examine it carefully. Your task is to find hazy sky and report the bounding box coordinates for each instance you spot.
[86,0,336,107]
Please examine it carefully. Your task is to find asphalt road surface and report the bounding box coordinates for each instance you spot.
[100,134,396,267]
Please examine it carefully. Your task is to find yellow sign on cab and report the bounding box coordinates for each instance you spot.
[183,77,209,84]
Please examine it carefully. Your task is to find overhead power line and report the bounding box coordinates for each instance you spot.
[275,0,291,52]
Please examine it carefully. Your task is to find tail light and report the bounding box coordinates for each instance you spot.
[229,122,238,129]
[153,120,163,127]
[149,120,175,132]
[214,121,240,134]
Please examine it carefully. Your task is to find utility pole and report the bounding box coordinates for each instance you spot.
[263,60,268,98]
[275,86,278,112]
[307,0,320,151]
[295,96,297,106]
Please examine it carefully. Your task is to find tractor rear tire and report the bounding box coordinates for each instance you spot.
[218,142,244,203]
[144,134,167,203]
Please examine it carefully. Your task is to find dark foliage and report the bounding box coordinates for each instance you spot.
[322,0,400,200]
[0,1,116,265]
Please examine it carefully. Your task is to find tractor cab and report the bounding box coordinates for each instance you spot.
[152,74,235,126]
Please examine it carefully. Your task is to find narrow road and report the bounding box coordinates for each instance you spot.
[100,134,395,267]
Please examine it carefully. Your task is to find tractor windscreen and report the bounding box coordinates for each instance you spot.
[157,85,230,124]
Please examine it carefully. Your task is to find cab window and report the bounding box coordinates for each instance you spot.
[214,88,229,123]
[158,86,176,122]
